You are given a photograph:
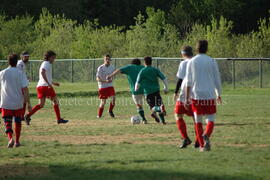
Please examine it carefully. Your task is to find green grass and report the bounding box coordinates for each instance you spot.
[0,83,270,180]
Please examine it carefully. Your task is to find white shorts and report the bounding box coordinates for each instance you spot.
[132,94,144,105]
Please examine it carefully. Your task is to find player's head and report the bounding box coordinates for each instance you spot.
[44,50,56,63]
[8,53,19,67]
[196,40,208,54]
[181,45,193,58]
[104,54,111,65]
[21,51,30,63]
[131,58,141,65]
[144,56,152,66]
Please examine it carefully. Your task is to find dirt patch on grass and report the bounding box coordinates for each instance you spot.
[0,164,50,179]
[25,133,177,145]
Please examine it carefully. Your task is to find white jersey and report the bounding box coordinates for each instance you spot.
[0,67,28,110]
[96,64,115,89]
[186,54,222,100]
[176,59,192,102]
[37,61,52,87]
[17,60,26,73]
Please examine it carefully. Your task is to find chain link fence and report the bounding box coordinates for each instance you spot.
[0,58,270,88]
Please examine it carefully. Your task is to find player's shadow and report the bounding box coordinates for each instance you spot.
[0,164,254,180]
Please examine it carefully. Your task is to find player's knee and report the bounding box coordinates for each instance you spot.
[14,117,22,123]
[206,114,215,122]
[175,114,183,120]
[4,117,12,123]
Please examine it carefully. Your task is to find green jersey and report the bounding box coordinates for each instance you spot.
[120,64,145,95]
[136,66,166,95]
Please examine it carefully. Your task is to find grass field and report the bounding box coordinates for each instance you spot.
[0,82,270,180]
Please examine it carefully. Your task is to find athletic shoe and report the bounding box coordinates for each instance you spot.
[179,137,192,149]
[57,119,69,124]
[199,147,205,152]
[7,139,14,148]
[97,116,101,118]
[14,142,21,148]
[194,141,200,148]
[203,134,211,151]
[109,111,115,118]
[142,120,148,124]
[24,115,31,125]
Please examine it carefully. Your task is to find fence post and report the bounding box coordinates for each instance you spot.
[156,58,159,69]
[92,59,96,82]
[30,61,33,82]
[232,60,236,89]
[114,58,117,68]
[71,60,74,83]
[259,59,263,88]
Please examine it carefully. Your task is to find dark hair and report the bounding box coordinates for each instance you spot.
[104,54,111,58]
[181,45,193,57]
[196,40,208,53]
[131,58,141,65]
[44,50,56,61]
[8,54,19,67]
[144,56,152,65]
[21,51,29,56]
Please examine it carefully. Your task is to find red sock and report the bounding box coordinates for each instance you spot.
[176,118,188,139]
[109,102,115,112]
[194,123,199,143]
[15,122,21,143]
[98,107,104,117]
[53,104,61,121]
[205,121,215,137]
[28,104,42,117]
[196,122,204,147]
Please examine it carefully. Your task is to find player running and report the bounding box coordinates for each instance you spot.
[24,50,69,125]
[185,40,222,152]
[0,54,32,148]
[135,56,168,124]
[106,58,147,123]
[17,51,30,119]
[174,46,199,148]
[96,54,116,118]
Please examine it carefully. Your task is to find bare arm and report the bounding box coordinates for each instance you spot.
[96,76,111,83]
[107,69,121,80]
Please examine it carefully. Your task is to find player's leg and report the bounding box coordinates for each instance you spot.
[109,95,115,118]
[14,115,22,147]
[50,96,68,124]
[146,93,160,123]
[3,116,14,148]
[97,99,106,118]
[202,114,215,151]
[132,94,146,123]
[192,116,200,148]
[156,92,166,124]
[25,97,46,125]
[193,113,204,151]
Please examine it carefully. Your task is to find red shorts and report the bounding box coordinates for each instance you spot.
[37,86,56,99]
[98,87,115,99]
[174,101,193,116]
[2,108,24,118]
[192,99,216,115]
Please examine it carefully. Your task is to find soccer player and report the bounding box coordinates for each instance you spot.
[174,46,199,148]
[185,40,222,152]
[24,50,68,125]
[0,54,32,148]
[135,56,168,124]
[96,54,116,118]
[17,51,30,119]
[106,58,147,123]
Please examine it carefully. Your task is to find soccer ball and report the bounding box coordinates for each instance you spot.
[130,115,141,124]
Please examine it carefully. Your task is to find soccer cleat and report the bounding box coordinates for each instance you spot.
[7,139,14,148]
[57,119,69,124]
[179,137,192,149]
[24,115,31,125]
[194,141,200,148]
[97,116,102,119]
[109,111,115,118]
[199,147,205,152]
[14,142,21,148]
[142,120,148,124]
[203,134,211,151]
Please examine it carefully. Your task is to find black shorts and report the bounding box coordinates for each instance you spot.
[146,91,163,109]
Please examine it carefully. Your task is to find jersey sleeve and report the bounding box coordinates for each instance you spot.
[96,66,102,77]
[21,72,29,88]
[157,68,166,80]
[120,65,130,75]
[41,62,50,72]
[176,61,185,79]
[16,62,24,72]
[213,60,222,96]
[136,69,144,84]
